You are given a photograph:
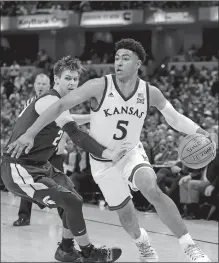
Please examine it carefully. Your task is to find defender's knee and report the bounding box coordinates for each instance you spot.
[60,191,83,210]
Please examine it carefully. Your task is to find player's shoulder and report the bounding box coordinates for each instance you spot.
[86,76,108,97]
[146,83,160,97]
[36,92,59,106]
[88,76,106,87]
[140,80,159,96]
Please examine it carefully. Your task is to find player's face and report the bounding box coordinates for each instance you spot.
[34,76,50,96]
[115,49,141,80]
[56,70,79,97]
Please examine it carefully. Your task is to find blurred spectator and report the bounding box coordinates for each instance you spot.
[4,77,15,99]
[14,72,26,92]
[36,49,51,68]
[9,60,20,79]
[179,149,219,219]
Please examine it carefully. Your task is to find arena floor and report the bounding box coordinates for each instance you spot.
[1,191,218,262]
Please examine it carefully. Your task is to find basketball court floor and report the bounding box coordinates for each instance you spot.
[1,191,218,262]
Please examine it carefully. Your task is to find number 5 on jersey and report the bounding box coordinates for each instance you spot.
[113,120,129,140]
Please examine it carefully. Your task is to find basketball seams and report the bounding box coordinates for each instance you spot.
[179,134,214,169]
[183,152,214,164]
[179,134,204,159]
[181,142,212,160]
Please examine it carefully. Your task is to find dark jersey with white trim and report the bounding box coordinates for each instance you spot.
[4,90,63,162]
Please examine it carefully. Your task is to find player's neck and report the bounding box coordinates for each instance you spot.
[115,74,138,92]
[53,85,64,97]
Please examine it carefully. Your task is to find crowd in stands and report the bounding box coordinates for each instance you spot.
[1,1,218,16]
[1,49,218,220]
[172,45,219,62]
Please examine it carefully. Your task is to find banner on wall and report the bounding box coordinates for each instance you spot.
[17,14,69,29]
[199,6,218,21]
[80,10,143,27]
[145,9,196,24]
[1,17,17,31]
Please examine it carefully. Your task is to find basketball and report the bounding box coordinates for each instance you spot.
[178,134,214,169]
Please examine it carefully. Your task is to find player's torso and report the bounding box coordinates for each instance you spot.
[89,74,149,152]
[5,90,63,162]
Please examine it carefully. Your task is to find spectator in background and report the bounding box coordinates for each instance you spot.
[14,71,26,92]
[36,49,50,68]
[4,76,15,99]
[9,60,20,80]
[155,135,179,194]
[179,149,219,220]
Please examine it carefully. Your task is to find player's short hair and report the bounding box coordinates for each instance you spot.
[35,73,50,83]
[115,38,146,63]
[53,55,85,77]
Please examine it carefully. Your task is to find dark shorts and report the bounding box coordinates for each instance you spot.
[1,156,77,208]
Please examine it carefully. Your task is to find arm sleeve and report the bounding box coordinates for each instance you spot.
[62,121,106,158]
[160,101,200,134]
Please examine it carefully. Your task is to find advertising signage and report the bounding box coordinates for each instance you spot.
[81,10,143,27]
[145,9,196,24]
[17,14,69,29]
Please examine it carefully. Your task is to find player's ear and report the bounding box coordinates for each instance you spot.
[136,60,142,69]
[54,75,59,84]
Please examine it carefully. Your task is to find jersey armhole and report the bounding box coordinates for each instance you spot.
[90,76,108,112]
[146,82,150,111]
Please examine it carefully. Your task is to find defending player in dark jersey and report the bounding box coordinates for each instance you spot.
[1,56,122,263]
[12,73,79,262]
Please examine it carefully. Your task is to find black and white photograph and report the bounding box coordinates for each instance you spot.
[0,1,218,262]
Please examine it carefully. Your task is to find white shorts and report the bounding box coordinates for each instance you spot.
[89,142,154,210]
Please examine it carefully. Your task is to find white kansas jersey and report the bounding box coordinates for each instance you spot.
[89,74,149,155]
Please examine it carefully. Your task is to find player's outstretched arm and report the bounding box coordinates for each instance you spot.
[27,77,104,138]
[149,85,218,153]
[149,85,207,136]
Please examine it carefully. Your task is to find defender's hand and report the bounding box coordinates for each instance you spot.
[204,185,215,197]
[6,133,34,158]
[111,143,133,163]
[178,174,192,185]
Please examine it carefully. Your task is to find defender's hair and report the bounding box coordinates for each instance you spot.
[35,73,50,83]
[53,55,85,77]
[115,38,146,62]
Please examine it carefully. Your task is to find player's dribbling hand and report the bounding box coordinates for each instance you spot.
[6,132,34,159]
[196,128,218,160]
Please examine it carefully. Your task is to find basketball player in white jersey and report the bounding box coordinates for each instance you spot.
[7,39,217,262]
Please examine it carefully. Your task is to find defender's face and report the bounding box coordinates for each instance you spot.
[34,76,50,96]
[55,70,79,97]
[114,49,141,80]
